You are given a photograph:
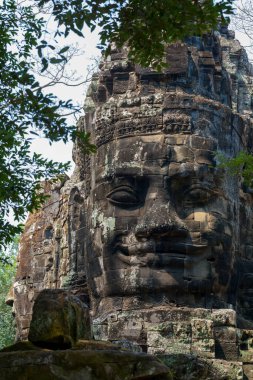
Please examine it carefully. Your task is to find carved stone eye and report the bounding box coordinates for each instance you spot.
[184,187,214,205]
[107,186,140,207]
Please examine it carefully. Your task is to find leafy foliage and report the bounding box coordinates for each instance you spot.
[0,0,95,247]
[217,151,253,188]
[36,0,235,68]
[0,238,18,349]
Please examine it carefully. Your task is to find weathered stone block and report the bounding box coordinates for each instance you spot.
[194,149,215,165]
[165,43,188,74]
[215,341,239,361]
[0,348,171,380]
[108,319,143,341]
[169,145,194,163]
[166,135,190,146]
[190,319,214,357]
[214,326,238,343]
[159,354,243,380]
[191,338,215,358]
[190,135,217,150]
[199,57,215,66]
[212,310,236,327]
[92,323,109,341]
[243,364,253,379]
[239,329,253,363]
[28,289,91,349]
[148,334,191,355]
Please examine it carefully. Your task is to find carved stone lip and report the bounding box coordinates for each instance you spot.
[115,242,208,267]
[116,252,183,267]
[117,242,207,255]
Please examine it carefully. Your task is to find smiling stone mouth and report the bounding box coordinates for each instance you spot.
[114,242,208,267]
[116,251,185,267]
[116,242,207,255]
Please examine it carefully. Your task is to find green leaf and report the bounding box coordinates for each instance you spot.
[58,46,70,54]
[50,57,64,64]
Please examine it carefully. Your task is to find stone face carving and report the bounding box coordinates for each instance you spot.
[86,109,235,313]
[9,27,253,377]
[82,32,253,326]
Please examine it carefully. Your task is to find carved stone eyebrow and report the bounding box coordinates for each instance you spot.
[95,162,165,183]
[168,162,215,181]
[167,166,195,181]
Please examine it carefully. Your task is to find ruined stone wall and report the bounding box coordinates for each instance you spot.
[12,177,88,341]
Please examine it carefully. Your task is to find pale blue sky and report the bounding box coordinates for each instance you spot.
[30,26,101,175]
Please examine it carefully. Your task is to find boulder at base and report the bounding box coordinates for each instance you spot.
[28,289,91,349]
[0,343,243,380]
[0,347,171,380]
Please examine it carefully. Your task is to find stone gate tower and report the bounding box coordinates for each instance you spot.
[10,27,253,378]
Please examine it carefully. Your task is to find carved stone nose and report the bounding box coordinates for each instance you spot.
[135,223,188,240]
[135,203,187,239]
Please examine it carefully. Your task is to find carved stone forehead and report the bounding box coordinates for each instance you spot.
[94,134,216,181]
[92,144,227,227]
[78,33,253,196]
[92,94,232,149]
[82,34,253,156]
